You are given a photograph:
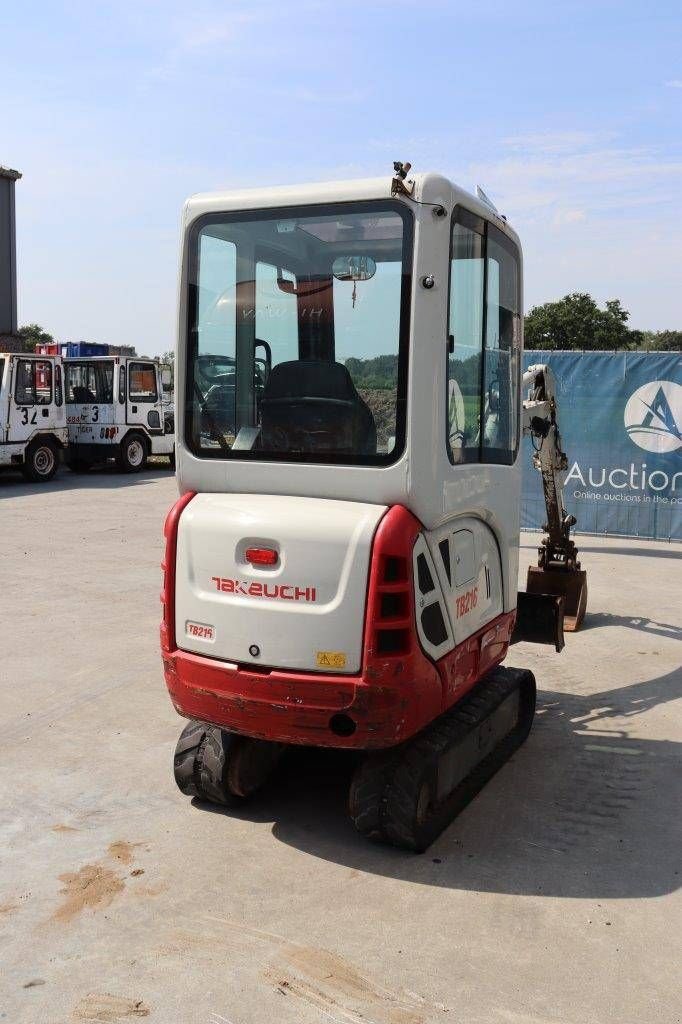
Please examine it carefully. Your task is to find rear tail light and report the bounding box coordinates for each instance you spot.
[160,491,196,652]
[364,506,421,660]
[245,546,278,566]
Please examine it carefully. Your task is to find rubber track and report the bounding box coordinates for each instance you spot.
[197,727,241,806]
[349,666,536,852]
[173,720,209,798]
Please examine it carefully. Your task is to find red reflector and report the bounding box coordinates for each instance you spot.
[245,547,278,566]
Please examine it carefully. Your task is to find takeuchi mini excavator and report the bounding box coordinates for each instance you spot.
[161,164,588,851]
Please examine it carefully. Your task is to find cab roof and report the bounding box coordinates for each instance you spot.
[183,171,520,250]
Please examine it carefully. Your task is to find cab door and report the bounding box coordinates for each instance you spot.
[64,360,114,444]
[126,359,162,434]
[7,357,61,443]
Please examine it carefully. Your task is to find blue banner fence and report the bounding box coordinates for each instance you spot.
[521,351,682,542]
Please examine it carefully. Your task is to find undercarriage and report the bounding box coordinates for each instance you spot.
[173,665,536,852]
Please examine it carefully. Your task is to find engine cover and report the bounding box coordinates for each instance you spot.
[174,493,386,673]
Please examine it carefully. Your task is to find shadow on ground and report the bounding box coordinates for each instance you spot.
[0,463,173,496]
[582,611,682,639]
[520,541,681,560]
[191,667,682,900]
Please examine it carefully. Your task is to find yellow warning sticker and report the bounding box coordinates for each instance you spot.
[316,651,347,669]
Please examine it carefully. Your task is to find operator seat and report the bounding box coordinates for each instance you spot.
[72,385,96,403]
[259,359,377,456]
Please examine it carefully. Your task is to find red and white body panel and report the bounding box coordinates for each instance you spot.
[175,493,385,673]
[163,495,513,750]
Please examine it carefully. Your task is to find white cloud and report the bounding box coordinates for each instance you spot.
[452,131,682,327]
[552,208,587,226]
[145,4,275,80]
[466,132,682,227]
[502,130,616,154]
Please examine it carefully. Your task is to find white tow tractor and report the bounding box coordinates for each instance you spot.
[161,164,588,851]
[64,356,175,472]
[0,352,67,481]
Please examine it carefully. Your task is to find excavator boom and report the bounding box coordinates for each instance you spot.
[521,364,588,632]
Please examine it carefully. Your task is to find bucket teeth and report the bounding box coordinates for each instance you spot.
[349,666,536,852]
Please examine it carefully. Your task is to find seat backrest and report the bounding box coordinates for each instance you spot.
[259,360,376,455]
[72,386,95,403]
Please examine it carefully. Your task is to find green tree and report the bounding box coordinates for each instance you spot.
[524,293,640,351]
[17,323,54,352]
[160,350,174,388]
[345,354,398,389]
[638,330,682,352]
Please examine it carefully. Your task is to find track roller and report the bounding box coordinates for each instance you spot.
[349,666,536,852]
[174,720,284,805]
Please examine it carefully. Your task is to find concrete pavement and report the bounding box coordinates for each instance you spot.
[0,465,680,1024]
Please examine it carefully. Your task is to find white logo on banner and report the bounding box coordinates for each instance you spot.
[624,380,682,454]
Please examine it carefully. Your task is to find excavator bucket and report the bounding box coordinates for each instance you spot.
[512,591,565,652]
[525,565,588,632]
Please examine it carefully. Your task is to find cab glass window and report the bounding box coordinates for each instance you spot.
[100,362,114,403]
[447,211,521,465]
[129,362,158,403]
[483,227,520,463]
[447,215,484,462]
[186,201,412,465]
[255,262,298,366]
[55,363,63,406]
[15,359,52,405]
[65,361,113,403]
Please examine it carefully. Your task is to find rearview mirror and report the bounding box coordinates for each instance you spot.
[332,255,377,282]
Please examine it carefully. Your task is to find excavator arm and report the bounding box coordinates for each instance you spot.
[513,364,588,650]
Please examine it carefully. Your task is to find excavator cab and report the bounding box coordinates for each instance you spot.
[162,168,587,851]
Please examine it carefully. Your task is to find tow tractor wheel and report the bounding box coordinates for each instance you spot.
[174,721,284,805]
[349,666,537,853]
[21,437,59,482]
[117,432,147,473]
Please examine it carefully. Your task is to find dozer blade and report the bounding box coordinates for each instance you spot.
[526,564,588,632]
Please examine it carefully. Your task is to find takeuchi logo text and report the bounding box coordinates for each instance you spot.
[211,577,317,602]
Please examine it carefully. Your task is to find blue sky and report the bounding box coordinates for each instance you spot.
[2,0,681,354]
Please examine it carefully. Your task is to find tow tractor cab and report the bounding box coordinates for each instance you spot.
[163,168,586,851]
[64,356,174,472]
[0,352,67,481]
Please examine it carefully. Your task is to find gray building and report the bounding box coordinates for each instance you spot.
[1,165,21,349]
